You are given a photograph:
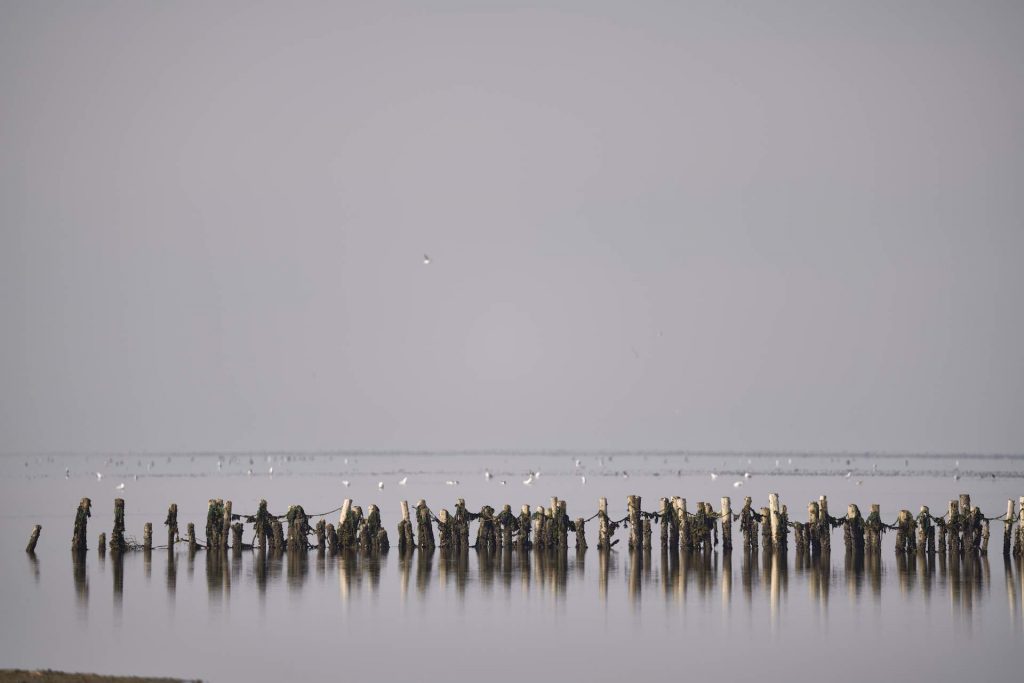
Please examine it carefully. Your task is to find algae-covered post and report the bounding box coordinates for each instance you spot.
[768,494,781,550]
[143,523,152,551]
[1016,497,1024,558]
[643,518,652,550]
[315,519,326,552]
[669,496,681,549]
[165,503,179,549]
[819,496,831,554]
[760,506,772,552]
[187,523,198,553]
[628,495,642,549]
[110,498,127,554]
[947,500,960,556]
[98,532,106,555]
[231,523,244,551]
[223,501,232,549]
[679,498,692,549]
[917,506,931,554]
[1004,499,1014,556]
[398,501,414,553]
[416,499,435,551]
[959,494,973,552]
[739,497,755,551]
[517,504,531,550]
[26,524,41,553]
[865,504,882,552]
[575,516,587,550]
[659,498,669,549]
[807,502,820,554]
[72,497,91,554]
[326,523,338,553]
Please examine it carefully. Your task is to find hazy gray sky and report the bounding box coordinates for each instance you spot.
[1,1,1022,454]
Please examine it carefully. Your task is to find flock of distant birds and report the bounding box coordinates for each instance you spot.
[50,453,969,493]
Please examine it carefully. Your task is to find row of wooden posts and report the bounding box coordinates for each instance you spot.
[39,493,1024,561]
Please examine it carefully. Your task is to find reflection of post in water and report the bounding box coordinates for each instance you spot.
[255,548,268,595]
[73,552,88,613]
[438,547,469,597]
[501,545,514,592]
[206,550,227,599]
[287,549,308,589]
[27,551,40,584]
[867,546,881,599]
[519,546,531,596]
[895,549,912,597]
[111,552,124,613]
[721,549,731,610]
[399,544,411,602]
[416,548,434,596]
[918,549,933,602]
[1005,556,1018,628]
[845,547,865,600]
[478,545,496,591]
[808,551,829,609]
[741,546,756,606]
[628,548,641,603]
[598,549,610,602]
[162,548,176,602]
[770,549,787,628]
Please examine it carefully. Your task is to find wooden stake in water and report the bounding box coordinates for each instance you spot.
[807,502,820,554]
[819,495,831,554]
[1004,499,1014,557]
[760,506,772,552]
[187,523,198,553]
[1016,497,1024,558]
[98,532,106,555]
[597,497,610,550]
[740,497,756,551]
[768,494,781,551]
[517,504,531,550]
[721,497,733,552]
[71,498,91,554]
[165,503,179,549]
[398,501,415,553]
[416,499,435,551]
[575,516,587,550]
[110,498,127,554]
[959,494,973,552]
[628,495,641,550]
[326,523,339,553]
[947,500,960,556]
[26,525,41,553]
[143,523,152,552]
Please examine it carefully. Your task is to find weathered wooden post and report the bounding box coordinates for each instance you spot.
[575,516,587,549]
[254,499,272,550]
[865,504,882,552]
[819,495,831,554]
[669,496,681,549]
[398,501,415,553]
[643,518,652,550]
[143,523,152,551]
[740,497,756,551]
[437,508,452,549]
[98,532,106,555]
[679,498,692,549]
[1016,497,1024,558]
[71,498,91,554]
[475,505,497,551]
[659,498,669,549]
[270,518,285,552]
[231,522,244,551]
[947,500,960,556]
[109,498,127,553]
[26,525,41,553]
[779,504,789,550]
[315,519,326,551]
[760,506,772,552]
[1003,499,1014,556]
[517,504,531,550]
[845,504,864,553]
[205,499,224,551]
[807,502,820,554]
[497,504,514,549]
[223,501,232,548]
[893,510,908,553]
[916,506,931,554]
[628,495,641,549]
[557,500,569,548]
[768,494,780,550]
[287,505,310,552]
[454,499,470,550]
[187,523,198,553]
[416,499,435,551]
[164,503,179,548]
[326,523,339,553]
[980,511,990,555]
[721,497,733,552]
[959,494,973,552]
[597,497,610,549]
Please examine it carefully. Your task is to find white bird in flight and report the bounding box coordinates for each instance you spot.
[95,472,102,481]
[115,482,125,490]
[580,475,586,485]
[733,481,743,488]
[398,476,408,486]
[743,472,751,479]
[445,480,459,486]
[342,480,350,487]
[523,474,534,486]
[378,481,384,489]
[710,472,718,480]
[268,467,274,475]
[484,470,492,480]
[423,254,431,265]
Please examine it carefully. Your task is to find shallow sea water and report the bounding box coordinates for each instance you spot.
[1,452,1023,682]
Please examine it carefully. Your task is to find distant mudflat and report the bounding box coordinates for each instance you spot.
[0,672,194,683]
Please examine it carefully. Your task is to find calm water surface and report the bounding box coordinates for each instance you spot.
[2,453,1023,682]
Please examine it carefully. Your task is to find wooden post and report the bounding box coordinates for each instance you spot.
[598,497,609,550]
[326,523,339,553]
[894,510,908,553]
[980,513,990,555]
[916,506,931,554]
[143,523,152,551]
[721,497,733,552]
[659,498,669,549]
[959,494,973,552]
[819,495,831,554]
[669,496,681,549]
[26,525,41,553]
[865,504,882,552]
[187,523,198,553]
[779,504,789,550]
[270,518,285,552]
[497,504,514,549]
[398,501,414,553]
[575,517,587,549]
[315,519,326,551]
[455,499,470,550]
[110,498,126,553]
[558,500,569,548]
[71,498,91,554]
[206,499,224,551]
[643,518,652,550]
[165,503,179,548]
[517,504,531,550]
[628,495,642,549]
[437,508,452,549]
[948,500,960,556]
[680,498,692,549]
[740,497,755,551]
[1004,499,1014,556]
[845,504,864,553]
[807,502,820,554]
[1016,497,1024,558]
[416,499,435,551]
[768,493,781,551]
[231,522,244,551]
[98,532,106,554]
[223,501,232,548]
[286,505,310,552]
[760,506,772,551]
